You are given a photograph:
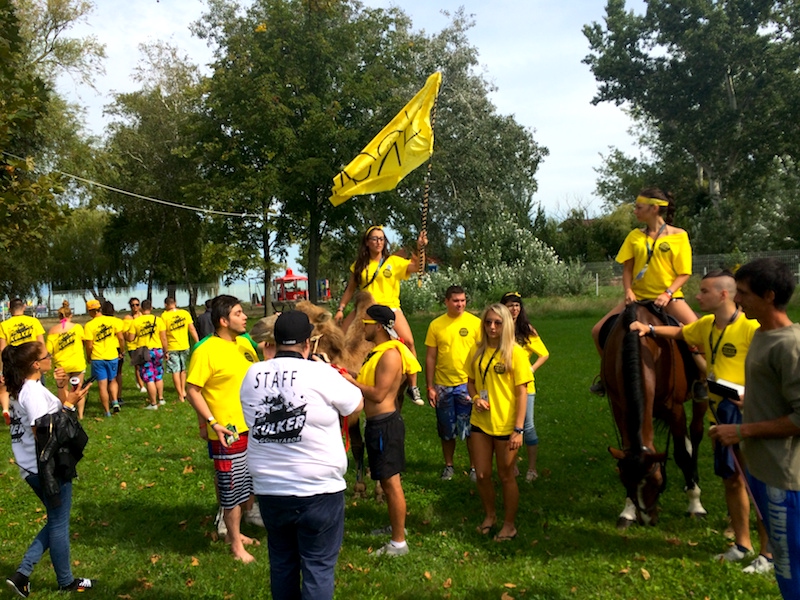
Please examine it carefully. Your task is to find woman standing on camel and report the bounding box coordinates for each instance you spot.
[589,187,702,395]
[335,225,427,405]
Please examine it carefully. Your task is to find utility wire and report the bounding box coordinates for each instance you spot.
[2,151,260,219]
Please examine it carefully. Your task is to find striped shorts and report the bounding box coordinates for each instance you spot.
[208,433,253,509]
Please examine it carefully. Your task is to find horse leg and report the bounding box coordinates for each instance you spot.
[670,405,708,517]
[349,419,367,499]
[617,497,638,530]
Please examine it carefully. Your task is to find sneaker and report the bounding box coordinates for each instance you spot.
[6,572,30,598]
[525,469,539,483]
[244,505,264,528]
[589,376,605,396]
[743,554,774,574]
[215,506,228,536]
[59,577,94,592]
[406,386,424,406]
[370,524,407,536]
[374,542,409,557]
[104,411,112,418]
[469,468,477,483]
[144,404,158,411]
[158,399,166,406]
[139,386,147,393]
[111,402,120,414]
[714,544,753,562]
[440,465,455,481]
[117,397,124,406]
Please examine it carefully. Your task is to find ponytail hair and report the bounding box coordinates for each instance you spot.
[639,187,676,224]
[2,342,42,398]
[57,306,72,320]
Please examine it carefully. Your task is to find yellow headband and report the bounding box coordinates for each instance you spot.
[365,225,384,236]
[636,195,669,207]
[362,319,377,325]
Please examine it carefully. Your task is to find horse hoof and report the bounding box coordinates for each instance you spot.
[374,482,385,504]
[616,517,635,530]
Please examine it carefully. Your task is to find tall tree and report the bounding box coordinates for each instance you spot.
[585,1,800,197]
[0,0,65,298]
[103,42,218,310]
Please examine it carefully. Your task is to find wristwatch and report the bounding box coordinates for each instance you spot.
[513,427,524,434]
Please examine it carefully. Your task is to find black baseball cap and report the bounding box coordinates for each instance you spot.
[274,311,314,346]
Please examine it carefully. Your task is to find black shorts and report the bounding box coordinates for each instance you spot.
[470,423,510,441]
[365,411,405,481]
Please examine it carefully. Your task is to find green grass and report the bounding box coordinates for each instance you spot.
[3,304,797,598]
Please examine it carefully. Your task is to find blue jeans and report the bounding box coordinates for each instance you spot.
[257,491,345,600]
[748,474,800,600]
[19,475,74,587]
[435,384,472,441]
[523,393,538,446]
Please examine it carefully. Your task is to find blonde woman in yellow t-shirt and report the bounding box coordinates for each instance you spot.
[46,306,87,417]
[335,225,427,404]
[590,188,700,394]
[466,303,532,543]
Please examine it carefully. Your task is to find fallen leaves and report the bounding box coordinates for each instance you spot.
[190,556,200,567]
[182,465,194,475]
[150,554,160,565]
[442,578,452,588]
[641,568,651,581]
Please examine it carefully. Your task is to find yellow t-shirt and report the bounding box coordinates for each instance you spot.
[520,334,549,394]
[47,324,86,374]
[124,317,139,350]
[357,340,421,387]
[615,229,692,300]
[424,312,481,386]
[162,309,193,352]
[130,314,166,350]
[187,336,257,440]
[83,315,124,361]
[682,312,759,423]
[0,315,45,346]
[466,344,533,436]
[350,255,411,308]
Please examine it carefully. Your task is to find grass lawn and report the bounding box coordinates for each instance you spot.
[2,301,796,599]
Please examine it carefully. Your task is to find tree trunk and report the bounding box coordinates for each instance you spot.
[308,202,320,303]
[262,215,272,317]
[188,283,198,320]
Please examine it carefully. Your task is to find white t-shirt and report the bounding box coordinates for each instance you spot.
[240,354,362,497]
[9,379,62,478]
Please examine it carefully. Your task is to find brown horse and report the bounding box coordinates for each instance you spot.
[601,301,707,528]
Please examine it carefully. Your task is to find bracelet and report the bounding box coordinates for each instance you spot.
[648,324,656,337]
[513,427,524,434]
[664,289,674,297]
[207,416,217,426]
[427,386,436,392]
[736,423,742,441]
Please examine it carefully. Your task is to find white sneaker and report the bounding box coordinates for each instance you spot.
[244,505,264,528]
[139,386,147,393]
[158,399,166,405]
[374,541,408,556]
[215,506,228,536]
[469,468,477,483]
[144,404,158,411]
[525,469,539,483]
[714,545,752,562]
[407,386,424,406]
[743,554,774,574]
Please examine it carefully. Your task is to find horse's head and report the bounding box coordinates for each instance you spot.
[609,446,666,525]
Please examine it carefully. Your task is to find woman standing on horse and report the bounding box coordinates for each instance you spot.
[500,292,549,483]
[590,188,700,395]
[468,303,532,542]
[335,225,427,405]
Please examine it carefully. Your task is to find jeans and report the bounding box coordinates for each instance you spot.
[434,384,472,441]
[257,491,345,600]
[19,474,74,587]
[523,393,538,446]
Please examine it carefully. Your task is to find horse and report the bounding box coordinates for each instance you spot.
[600,301,708,528]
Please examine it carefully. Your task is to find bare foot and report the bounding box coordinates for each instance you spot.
[240,534,260,546]
[232,547,256,563]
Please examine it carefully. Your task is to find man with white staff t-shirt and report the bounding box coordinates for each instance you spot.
[240,311,363,600]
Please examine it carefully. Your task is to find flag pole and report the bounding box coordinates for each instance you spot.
[418,94,439,287]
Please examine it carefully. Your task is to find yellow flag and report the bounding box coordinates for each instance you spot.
[329,72,442,206]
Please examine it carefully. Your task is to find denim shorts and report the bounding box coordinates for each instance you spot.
[435,384,473,441]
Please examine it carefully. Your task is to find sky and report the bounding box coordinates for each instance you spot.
[59,0,644,220]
